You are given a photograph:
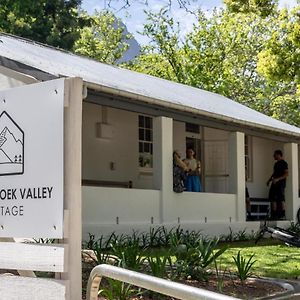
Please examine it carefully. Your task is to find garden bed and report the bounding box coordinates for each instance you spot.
[82,258,288,299]
[81,226,300,299]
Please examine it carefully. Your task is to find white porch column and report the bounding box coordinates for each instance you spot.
[283,143,299,221]
[153,116,173,223]
[229,132,245,222]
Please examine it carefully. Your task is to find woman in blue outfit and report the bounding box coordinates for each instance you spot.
[184,148,202,192]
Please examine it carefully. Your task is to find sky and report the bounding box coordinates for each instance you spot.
[81,0,298,45]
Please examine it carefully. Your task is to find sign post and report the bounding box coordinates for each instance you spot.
[0,79,64,238]
[0,77,83,300]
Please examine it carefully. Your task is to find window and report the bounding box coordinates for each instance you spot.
[185,122,200,134]
[138,115,153,168]
[245,135,253,181]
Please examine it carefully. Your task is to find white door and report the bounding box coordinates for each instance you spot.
[204,140,229,193]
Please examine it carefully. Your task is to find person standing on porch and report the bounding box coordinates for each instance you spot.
[173,150,189,193]
[184,148,202,192]
[267,150,288,220]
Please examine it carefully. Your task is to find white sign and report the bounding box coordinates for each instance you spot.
[0,79,64,238]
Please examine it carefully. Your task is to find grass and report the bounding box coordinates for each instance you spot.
[143,239,300,279]
[217,240,300,279]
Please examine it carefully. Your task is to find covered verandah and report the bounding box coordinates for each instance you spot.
[81,88,300,238]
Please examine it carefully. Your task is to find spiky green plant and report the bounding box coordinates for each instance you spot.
[232,251,256,283]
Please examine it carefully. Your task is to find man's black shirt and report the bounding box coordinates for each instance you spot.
[273,159,288,187]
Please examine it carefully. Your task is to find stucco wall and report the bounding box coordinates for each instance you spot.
[82,186,160,225]
[82,102,154,189]
[173,121,186,158]
[82,186,237,238]
[247,137,283,198]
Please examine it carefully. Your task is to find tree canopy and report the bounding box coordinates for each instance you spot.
[127,6,299,125]
[0,0,86,50]
[223,0,278,17]
[74,11,131,64]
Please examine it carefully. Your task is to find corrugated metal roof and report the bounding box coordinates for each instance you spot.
[0,33,299,138]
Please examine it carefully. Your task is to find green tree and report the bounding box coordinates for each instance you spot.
[0,0,85,50]
[128,9,293,117]
[257,7,300,85]
[129,10,300,125]
[224,0,278,17]
[222,1,300,125]
[73,11,131,64]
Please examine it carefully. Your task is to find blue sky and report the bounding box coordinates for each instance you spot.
[81,0,297,45]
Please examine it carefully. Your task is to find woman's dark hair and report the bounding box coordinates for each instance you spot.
[186,147,196,157]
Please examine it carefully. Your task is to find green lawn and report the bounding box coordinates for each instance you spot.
[216,240,300,279]
[144,239,300,279]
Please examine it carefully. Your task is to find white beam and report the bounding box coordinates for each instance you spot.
[283,143,299,221]
[229,132,245,221]
[62,77,83,300]
[153,116,173,223]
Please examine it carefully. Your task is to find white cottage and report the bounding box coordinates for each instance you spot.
[0,33,299,238]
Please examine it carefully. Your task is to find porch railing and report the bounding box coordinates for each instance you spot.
[86,264,239,300]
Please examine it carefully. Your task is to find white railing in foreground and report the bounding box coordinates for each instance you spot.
[87,264,239,300]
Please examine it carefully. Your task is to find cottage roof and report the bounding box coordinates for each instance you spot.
[0,34,299,138]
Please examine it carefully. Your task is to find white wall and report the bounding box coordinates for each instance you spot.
[171,192,236,222]
[82,187,160,225]
[173,121,186,158]
[82,102,153,189]
[203,127,230,140]
[82,186,237,239]
[247,137,283,198]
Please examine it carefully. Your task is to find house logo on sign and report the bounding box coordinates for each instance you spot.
[0,111,24,176]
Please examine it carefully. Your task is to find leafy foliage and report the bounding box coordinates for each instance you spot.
[0,0,86,50]
[99,277,139,300]
[111,236,146,271]
[225,3,300,125]
[224,0,278,17]
[174,238,228,280]
[74,10,131,64]
[146,253,173,278]
[83,233,117,265]
[257,7,300,88]
[127,8,299,124]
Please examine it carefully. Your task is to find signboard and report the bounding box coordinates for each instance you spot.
[0,79,64,238]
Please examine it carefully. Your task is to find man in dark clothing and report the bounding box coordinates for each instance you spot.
[267,150,288,220]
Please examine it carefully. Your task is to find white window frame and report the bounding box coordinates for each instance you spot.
[138,115,153,172]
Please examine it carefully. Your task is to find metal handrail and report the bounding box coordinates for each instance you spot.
[86,264,239,300]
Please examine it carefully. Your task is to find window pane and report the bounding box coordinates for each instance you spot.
[139,115,144,128]
[139,129,144,140]
[144,143,150,153]
[145,117,151,128]
[145,129,151,141]
[138,115,153,169]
